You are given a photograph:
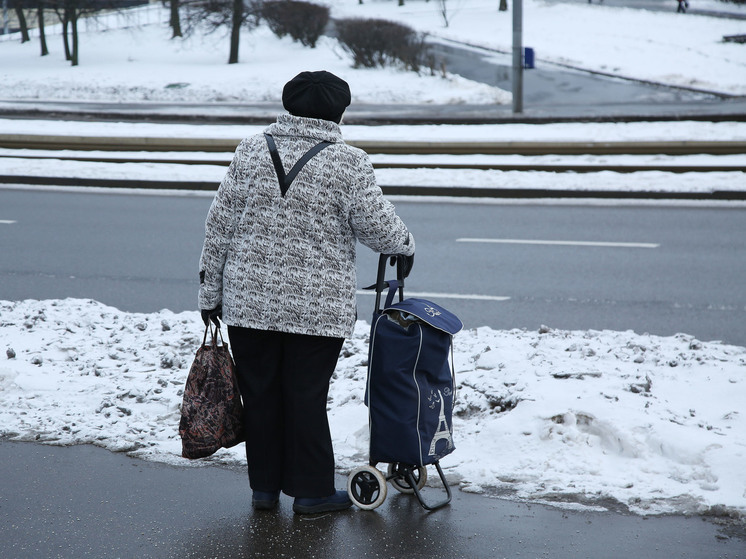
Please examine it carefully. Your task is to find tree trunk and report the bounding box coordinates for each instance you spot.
[499,0,508,11]
[14,5,30,43]
[70,11,79,66]
[228,0,241,64]
[62,13,71,61]
[38,4,49,56]
[169,0,182,38]
[439,0,449,27]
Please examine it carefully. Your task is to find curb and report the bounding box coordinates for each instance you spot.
[1,106,744,126]
[3,175,745,201]
[3,135,746,155]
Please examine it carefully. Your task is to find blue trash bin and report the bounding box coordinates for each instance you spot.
[523,47,535,69]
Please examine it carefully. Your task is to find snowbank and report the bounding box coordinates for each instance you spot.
[1,298,744,518]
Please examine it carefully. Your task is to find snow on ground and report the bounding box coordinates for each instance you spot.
[327,0,746,95]
[1,2,744,193]
[0,9,507,105]
[1,117,745,194]
[1,298,744,518]
[3,117,746,142]
[2,155,744,194]
[1,0,745,103]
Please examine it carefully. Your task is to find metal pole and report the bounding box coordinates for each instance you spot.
[3,0,9,36]
[512,0,523,114]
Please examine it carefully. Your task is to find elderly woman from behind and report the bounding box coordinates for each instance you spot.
[198,70,414,515]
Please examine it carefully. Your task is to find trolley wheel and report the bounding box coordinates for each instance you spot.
[347,466,387,510]
[387,463,428,494]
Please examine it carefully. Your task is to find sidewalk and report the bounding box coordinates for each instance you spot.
[1,440,744,559]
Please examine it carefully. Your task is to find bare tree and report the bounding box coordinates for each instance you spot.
[37,0,49,55]
[12,1,31,42]
[437,0,449,27]
[228,0,241,63]
[50,2,74,63]
[182,0,258,64]
[164,0,181,37]
[61,6,72,60]
[48,0,109,66]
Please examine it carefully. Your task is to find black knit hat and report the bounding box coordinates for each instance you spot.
[282,71,351,124]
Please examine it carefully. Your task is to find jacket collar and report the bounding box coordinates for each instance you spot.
[265,114,344,144]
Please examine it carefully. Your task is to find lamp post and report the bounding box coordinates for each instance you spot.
[512,0,523,114]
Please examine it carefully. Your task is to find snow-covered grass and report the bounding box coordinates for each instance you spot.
[0,8,507,105]
[1,299,744,517]
[1,0,744,103]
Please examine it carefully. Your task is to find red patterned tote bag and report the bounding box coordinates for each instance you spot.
[179,323,245,459]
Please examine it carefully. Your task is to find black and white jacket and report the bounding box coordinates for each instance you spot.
[198,114,414,338]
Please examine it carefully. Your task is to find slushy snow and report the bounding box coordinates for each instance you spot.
[1,299,744,518]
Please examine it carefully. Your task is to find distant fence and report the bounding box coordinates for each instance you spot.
[0,3,165,42]
[5,0,149,7]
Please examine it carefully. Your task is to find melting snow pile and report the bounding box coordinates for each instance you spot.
[1,298,744,518]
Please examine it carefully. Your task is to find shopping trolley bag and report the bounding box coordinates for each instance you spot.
[365,262,463,467]
[348,254,463,511]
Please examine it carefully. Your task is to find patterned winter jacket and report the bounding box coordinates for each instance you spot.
[198,114,415,339]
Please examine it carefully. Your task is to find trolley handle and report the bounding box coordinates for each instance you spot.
[373,253,405,313]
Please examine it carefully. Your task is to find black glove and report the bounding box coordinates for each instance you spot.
[201,306,222,326]
[399,253,414,279]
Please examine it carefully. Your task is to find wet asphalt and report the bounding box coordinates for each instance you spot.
[1,441,743,559]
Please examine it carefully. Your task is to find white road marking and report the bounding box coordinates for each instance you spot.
[457,238,659,249]
[0,220,17,224]
[356,290,509,302]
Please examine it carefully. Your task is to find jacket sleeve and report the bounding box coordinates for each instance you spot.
[198,142,247,311]
[349,155,415,256]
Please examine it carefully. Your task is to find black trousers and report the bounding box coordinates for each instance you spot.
[227,326,344,498]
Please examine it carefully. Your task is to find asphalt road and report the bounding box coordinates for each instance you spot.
[426,40,720,110]
[390,198,746,347]
[1,188,745,347]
